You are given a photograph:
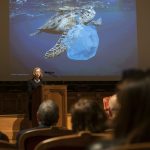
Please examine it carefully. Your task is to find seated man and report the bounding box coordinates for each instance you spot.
[36,99,59,128]
[17,100,72,146]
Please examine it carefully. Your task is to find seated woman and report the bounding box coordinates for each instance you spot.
[71,98,107,133]
[114,78,150,143]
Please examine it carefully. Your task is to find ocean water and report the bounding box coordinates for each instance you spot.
[9,0,137,77]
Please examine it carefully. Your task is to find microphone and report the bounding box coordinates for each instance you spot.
[44,71,57,77]
[44,71,55,74]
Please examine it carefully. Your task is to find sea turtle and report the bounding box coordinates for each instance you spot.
[30,5,102,58]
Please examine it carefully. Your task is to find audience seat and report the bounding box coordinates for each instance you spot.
[34,131,112,150]
[18,126,73,150]
[0,140,16,150]
[110,142,150,150]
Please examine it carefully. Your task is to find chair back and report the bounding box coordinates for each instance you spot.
[18,126,73,150]
[110,143,150,150]
[0,140,16,150]
[34,131,112,150]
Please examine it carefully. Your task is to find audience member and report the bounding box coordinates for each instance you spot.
[103,95,120,120]
[71,98,107,133]
[17,100,73,150]
[114,78,150,143]
[89,72,150,150]
[36,99,59,127]
[117,68,145,91]
[108,94,119,120]
[103,96,112,118]
[103,69,145,120]
[17,100,59,142]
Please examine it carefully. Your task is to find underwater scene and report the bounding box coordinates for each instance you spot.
[9,0,137,78]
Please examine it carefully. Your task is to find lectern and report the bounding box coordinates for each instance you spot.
[32,85,67,127]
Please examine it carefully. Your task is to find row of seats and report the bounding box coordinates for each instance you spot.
[1,131,150,150]
[0,128,112,150]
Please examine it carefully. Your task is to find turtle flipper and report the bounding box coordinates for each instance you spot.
[30,30,40,36]
[44,31,68,58]
[44,43,67,58]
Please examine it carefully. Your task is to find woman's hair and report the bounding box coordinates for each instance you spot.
[114,78,150,139]
[121,69,145,83]
[32,67,43,79]
[117,68,145,91]
[127,121,150,143]
[71,98,107,133]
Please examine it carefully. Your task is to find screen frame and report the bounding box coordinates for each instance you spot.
[0,0,150,81]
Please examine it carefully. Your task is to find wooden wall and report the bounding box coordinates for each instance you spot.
[0,81,116,142]
[0,81,116,115]
[0,92,28,115]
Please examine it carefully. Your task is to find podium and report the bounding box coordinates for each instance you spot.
[32,85,67,127]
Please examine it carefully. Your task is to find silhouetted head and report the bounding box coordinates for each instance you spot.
[115,78,150,139]
[37,100,59,127]
[71,98,107,133]
[117,68,145,90]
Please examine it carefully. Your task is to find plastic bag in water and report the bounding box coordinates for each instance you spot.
[63,24,99,60]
